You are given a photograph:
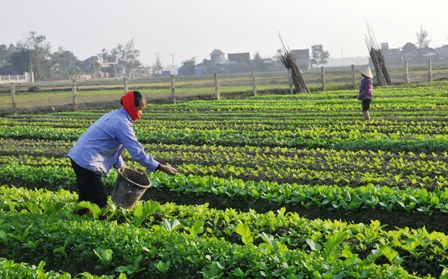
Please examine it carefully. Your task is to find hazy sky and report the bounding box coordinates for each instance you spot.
[2,0,447,67]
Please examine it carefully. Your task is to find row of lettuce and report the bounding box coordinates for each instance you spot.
[1,160,448,217]
[0,258,125,279]
[1,185,447,278]
[2,119,448,156]
[2,140,448,189]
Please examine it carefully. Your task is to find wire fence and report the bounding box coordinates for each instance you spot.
[1,61,447,115]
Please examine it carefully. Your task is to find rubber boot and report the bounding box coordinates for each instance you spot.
[74,208,92,216]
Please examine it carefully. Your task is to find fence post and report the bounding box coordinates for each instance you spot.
[288,68,293,94]
[214,73,220,100]
[72,79,78,111]
[251,70,257,96]
[404,61,409,83]
[170,75,176,104]
[123,77,128,93]
[10,82,16,114]
[321,66,325,91]
[428,59,433,82]
[351,65,356,89]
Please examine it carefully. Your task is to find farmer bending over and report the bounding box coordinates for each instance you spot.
[67,90,179,216]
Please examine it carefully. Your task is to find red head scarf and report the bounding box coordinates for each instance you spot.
[121,91,140,121]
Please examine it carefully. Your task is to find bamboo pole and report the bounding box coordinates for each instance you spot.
[214,73,220,100]
[72,79,77,111]
[10,83,16,114]
[278,33,309,93]
[251,71,257,96]
[428,59,433,82]
[404,61,409,83]
[288,68,293,94]
[170,75,176,104]
[321,66,325,91]
[123,77,128,94]
[351,65,356,89]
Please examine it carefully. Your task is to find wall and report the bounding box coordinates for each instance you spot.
[0,72,34,84]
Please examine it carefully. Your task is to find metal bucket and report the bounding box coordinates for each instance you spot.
[111,168,151,209]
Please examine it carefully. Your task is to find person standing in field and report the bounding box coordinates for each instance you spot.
[67,90,179,217]
[357,66,374,121]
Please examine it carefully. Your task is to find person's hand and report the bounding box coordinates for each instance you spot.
[158,164,180,176]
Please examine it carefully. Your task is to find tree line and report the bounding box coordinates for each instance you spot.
[0,31,146,81]
[1,31,334,81]
[0,25,438,81]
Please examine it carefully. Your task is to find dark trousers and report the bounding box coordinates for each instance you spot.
[362,98,372,111]
[70,159,107,208]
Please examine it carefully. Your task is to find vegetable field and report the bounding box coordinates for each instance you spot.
[1,80,448,278]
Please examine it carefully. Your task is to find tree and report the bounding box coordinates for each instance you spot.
[68,65,84,75]
[10,49,30,74]
[181,58,196,76]
[152,54,163,76]
[11,31,52,80]
[252,51,265,70]
[0,44,14,67]
[99,48,116,63]
[113,39,141,76]
[99,39,141,77]
[275,48,283,58]
[310,44,330,68]
[50,47,78,79]
[416,25,431,49]
[98,49,121,77]
[416,25,431,63]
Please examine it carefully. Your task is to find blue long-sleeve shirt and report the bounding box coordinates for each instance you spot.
[67,108,159,174]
